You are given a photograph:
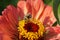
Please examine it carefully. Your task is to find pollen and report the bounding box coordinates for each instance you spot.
[18,18,44,40]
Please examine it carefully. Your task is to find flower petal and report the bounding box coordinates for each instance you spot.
[2,5,18,25]
[39,6,56,26]
[0,32,13,40]
[26,2,36,18]
[17,1,28,19]
[0,31,3,40]
[35,0,45,19]
[2,5,18,30]
[0,16,18,37]
[3,34,12,40]
[26,0,42,18]
[45,25,60,40]
[32,0,42,11]
[0,5,18,39]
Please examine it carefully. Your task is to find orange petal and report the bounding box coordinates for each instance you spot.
[45,26,60,40]
[0,16,17,37]
[3,5,18,25]
[0,16,12,36]
[0,5,18,38]
[26,0,35,18]
[17,1,28,19]
[27,0,34,6]
[35,1,45,19]
[2,5,18,30]
[33,0,42,11]
[0,32,13,40]
[26,2,36,18]
[3,34,12,40]
[39,6,56,26]
[26,0,36,18]
[26,0,43,18]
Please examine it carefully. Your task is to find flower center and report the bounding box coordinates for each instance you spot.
[24,22,39,32]
[18,18,44,40]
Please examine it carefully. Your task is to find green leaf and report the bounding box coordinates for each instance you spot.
[0,0,10,15]
[58,4,60,24]
[53,0,60,25]
[0,0,18,15]
[10,0,18,7]
[43,0,53,6]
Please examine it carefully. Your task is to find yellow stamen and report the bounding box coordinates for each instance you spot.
[18,18,44,40]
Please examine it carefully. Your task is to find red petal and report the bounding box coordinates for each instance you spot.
[34,1,45,19]
[0,27,3,40]
[26,2,36,18]
[2,5,18,29]
[39,6,56,26]
[17,1,28,19]
[26,0,42,18]
[0,32,14,40]
[0,16,18,37]
[45,26,60,40]
[53,25,60,33]
[0,5,18,38]
[3,5,18,25]
[3,35,12,40]
[33,0,42,11]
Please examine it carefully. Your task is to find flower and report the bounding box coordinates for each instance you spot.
[17,0,56,27]
[17,0,60,40]
[0,0,60,40]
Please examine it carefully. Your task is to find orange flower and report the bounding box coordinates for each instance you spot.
[0,0,60,40]
[17,0,60,40]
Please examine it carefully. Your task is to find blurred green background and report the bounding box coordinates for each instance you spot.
[0,0,60,25]
[0,0,18,15]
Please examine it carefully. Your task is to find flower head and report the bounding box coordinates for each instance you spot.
[18,17,44,40]
[0,0,60,40]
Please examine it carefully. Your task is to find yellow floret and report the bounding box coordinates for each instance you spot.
[18,19,44,40]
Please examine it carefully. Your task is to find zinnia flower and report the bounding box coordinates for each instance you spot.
[0,0,60,40]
